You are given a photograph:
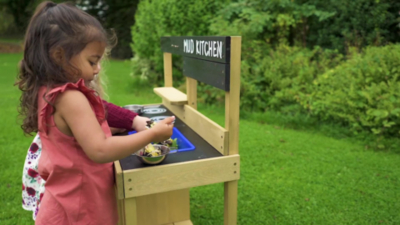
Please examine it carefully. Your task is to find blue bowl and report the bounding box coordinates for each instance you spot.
[128,127,195,154]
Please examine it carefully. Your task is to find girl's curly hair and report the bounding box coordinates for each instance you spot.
[16,1,114,135]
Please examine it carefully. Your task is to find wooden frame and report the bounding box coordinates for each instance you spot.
[115,36,241,225]
[123,155,239,198]
[161,99,228,155]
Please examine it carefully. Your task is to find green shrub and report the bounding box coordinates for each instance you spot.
[131,0,229,85]
[237,44,343,112]
[305,0,400,52]
[196,43,400,144]
[298,44,400,139]
[209,0,335,46]
[0,7,16,35]
[209,0,400,52]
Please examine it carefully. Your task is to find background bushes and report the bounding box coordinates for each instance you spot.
[76,0,140,59]
[304,0,400,52]
[299,45,400,139]
[130,0,400,143]
[0,0,139,59]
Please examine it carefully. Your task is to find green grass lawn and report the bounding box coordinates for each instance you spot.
[1,53,399,224]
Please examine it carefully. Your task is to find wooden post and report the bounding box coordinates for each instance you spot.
[224,36,241,225]
[114,161,126,225]
[186,77,197,109]
[164,53,173,87]
[225,36,241,156]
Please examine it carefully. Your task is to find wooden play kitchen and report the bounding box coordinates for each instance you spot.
[114,36,241,225]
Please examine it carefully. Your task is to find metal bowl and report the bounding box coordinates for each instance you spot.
[134,144,170,165]
[123,105,144,114]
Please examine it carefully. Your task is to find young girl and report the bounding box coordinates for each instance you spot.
[16,2,174,224]
[22,99,146,220]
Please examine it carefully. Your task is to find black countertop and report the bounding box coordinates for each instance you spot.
[119,104,223,171]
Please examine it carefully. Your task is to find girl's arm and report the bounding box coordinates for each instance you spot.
[102,100,137,130]
[103,100,149,132]
[55,90,174,164]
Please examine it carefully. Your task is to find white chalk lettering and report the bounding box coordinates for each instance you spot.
[206,41,210,57]
[209,41,213,57]
[190,39,194,53]
[208,41,213,57]
[184,39,224,59]
[199,40,203,55]
[183,39,194,54]
[218,41,223,59]
[196,40,200,55]
[183,39,189,53]
[205,41,209,57]
[201,41,205,56]
[212,41,217,57]
[203,41,205,55]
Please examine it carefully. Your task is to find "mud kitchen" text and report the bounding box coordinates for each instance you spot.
[183,39,223,59]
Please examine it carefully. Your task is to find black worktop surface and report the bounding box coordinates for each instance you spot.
[119,104,223,171]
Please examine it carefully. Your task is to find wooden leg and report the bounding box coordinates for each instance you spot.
[117,198,125,225]
[125,197,138,225]
[224,180,238,225]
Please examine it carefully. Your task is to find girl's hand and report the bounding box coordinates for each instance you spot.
[151,116,175,143]
[132,116,151,132]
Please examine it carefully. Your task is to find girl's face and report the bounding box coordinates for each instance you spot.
[69,41,106,83]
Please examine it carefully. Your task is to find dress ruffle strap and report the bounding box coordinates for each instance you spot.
[39,79,105,135]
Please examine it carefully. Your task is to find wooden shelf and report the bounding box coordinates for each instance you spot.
[160,220,193,225]
[154,87,188,105]
[172,220,193,225]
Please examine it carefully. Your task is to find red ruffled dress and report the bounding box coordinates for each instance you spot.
[35,79,118,225]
